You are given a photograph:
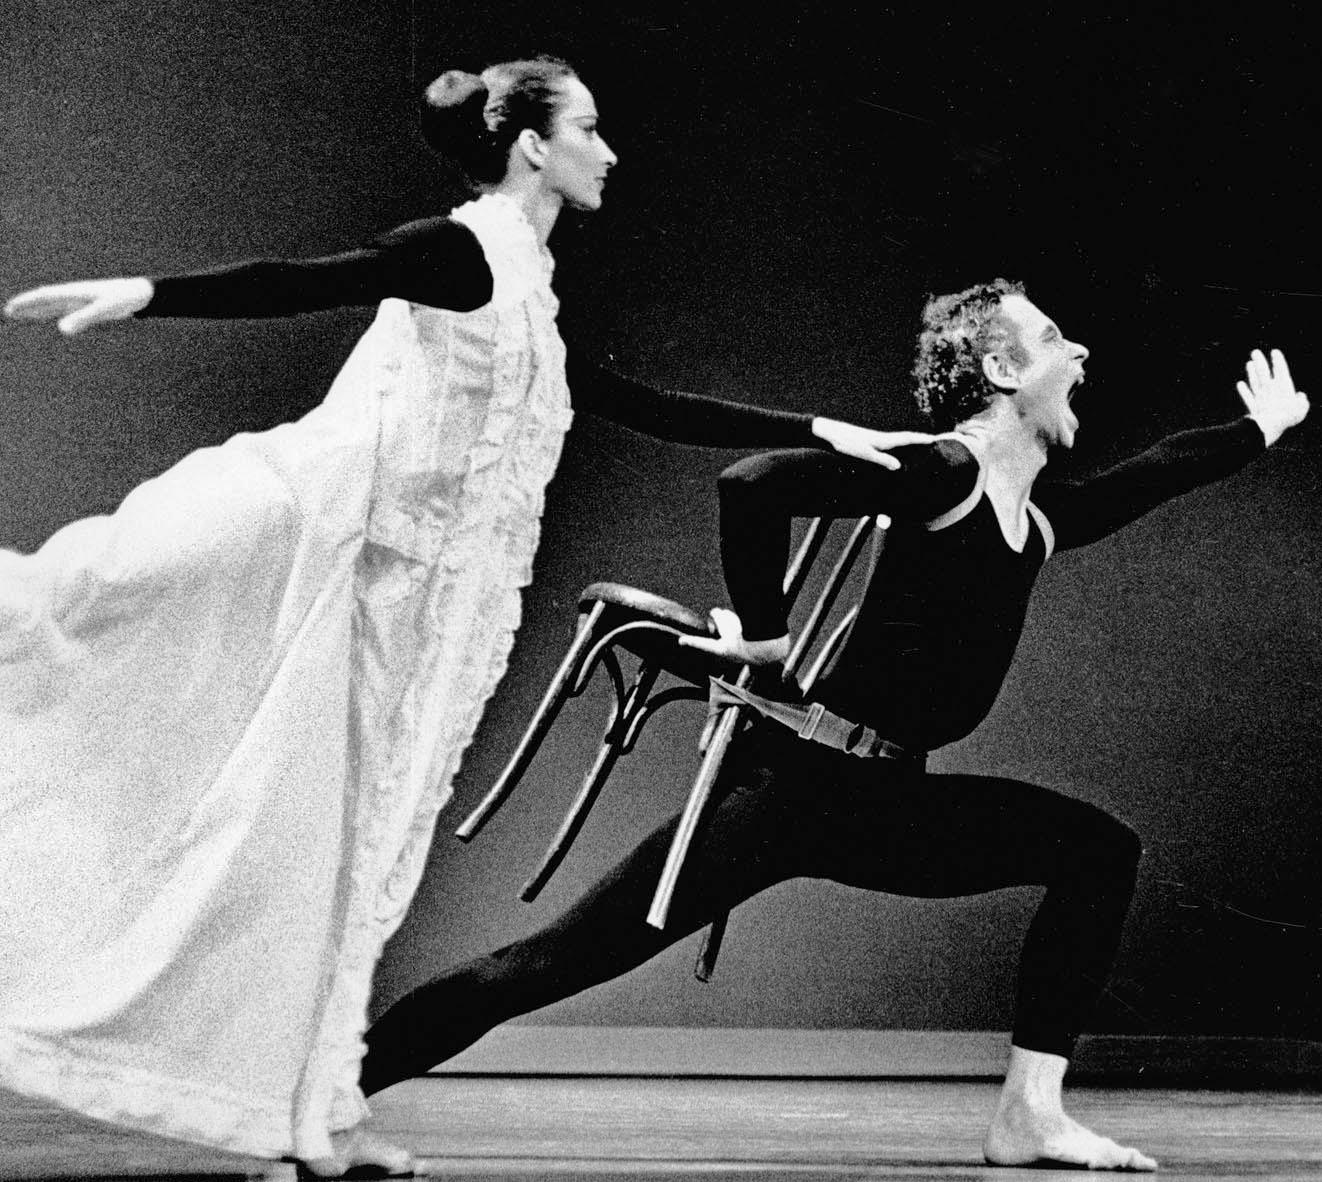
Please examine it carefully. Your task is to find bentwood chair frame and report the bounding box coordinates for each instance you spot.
[455,512,889,980]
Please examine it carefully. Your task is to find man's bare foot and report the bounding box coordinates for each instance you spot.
[301,1128,416,1177]
[985,1099,1157,1171]
[985,1046,1157,1171]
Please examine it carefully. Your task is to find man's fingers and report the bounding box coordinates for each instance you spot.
[1270,348,1294,390]
[1248,349,1271,391]
[676,635,725,655]
[1236,379,1253,411]
[868,450,901,471]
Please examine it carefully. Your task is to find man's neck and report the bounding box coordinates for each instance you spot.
[957,398,1050,515]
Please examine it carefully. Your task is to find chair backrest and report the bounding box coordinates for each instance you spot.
[781,514,890,692]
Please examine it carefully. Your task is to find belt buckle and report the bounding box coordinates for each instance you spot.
[797,701,825,741]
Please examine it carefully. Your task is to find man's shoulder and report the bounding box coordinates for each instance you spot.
[884,435,983,520]
[892,435,981,481]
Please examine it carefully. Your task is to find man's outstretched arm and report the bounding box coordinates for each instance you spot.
[1036,348,1309,550]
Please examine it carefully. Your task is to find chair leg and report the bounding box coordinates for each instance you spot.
[455,602,606,842]
[518,738,621,902]
[694,910,729,982]
[646,703,742,930]
[519,661,661,902]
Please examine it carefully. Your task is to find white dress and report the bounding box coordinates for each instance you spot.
[0,193,572,1160]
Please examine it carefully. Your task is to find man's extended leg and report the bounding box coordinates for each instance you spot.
[360,724,814,1095]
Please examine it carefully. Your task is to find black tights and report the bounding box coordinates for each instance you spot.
[361,723,1141,1095]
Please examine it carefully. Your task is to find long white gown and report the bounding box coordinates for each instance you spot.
[0,193,572,1160]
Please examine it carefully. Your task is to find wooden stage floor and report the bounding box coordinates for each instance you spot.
[4,1076,1320,1180]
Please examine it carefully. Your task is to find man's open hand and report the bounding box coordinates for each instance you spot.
[1239,348,1309,446]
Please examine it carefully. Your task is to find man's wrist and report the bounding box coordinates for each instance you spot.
[742,633,791,665]
[1246,412,1283,448]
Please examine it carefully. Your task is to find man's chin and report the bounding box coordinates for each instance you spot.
[1046,420,1078,450]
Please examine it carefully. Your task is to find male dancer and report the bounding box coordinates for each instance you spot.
[361,280,1308,1170]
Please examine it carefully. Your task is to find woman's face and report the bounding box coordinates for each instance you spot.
[539,77,617,211]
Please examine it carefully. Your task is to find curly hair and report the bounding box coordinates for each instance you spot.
[420,55,578,187]
[911,278,1028,430]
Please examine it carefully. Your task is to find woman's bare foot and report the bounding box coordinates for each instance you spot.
[301,1128,416,1177]
[984,1046,1157,1172]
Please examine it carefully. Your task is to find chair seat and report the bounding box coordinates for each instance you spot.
[579,582,714,635]
[461,516,885,980]
[578,582,723,688]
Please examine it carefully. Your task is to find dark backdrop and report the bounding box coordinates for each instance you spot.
[3,1,1319,1043]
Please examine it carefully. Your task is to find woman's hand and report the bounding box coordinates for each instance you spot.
[677,607,789,666]
[810,417,942,469]
[1237,348,1309,446]
[4,277,154,335]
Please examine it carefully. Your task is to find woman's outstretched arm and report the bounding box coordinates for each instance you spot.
[3,217,493,333]
[566,355,939,469]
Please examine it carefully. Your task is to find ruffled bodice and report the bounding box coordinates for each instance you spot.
[362,193,572,588]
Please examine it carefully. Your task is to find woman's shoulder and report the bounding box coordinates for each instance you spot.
[372,214,484,257]
[364,215,492,312]
[448,194,553,304]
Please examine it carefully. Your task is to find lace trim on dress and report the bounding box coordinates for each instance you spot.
[293,191,575,1155]
[0,1029,305,1158]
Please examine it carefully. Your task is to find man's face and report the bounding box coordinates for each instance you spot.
[539,78,618,212]
[994,294,1090,448]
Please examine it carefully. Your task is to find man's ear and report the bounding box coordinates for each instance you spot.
[982,350,1021,391]
[515,128,547,170]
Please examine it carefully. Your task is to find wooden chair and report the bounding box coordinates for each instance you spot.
[455,513,889,979]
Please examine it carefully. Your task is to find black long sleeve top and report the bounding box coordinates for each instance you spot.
[718,419,1267,752]
[137,215,823,449]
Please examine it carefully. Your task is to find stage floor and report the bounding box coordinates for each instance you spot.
[4,1076,1321,1180]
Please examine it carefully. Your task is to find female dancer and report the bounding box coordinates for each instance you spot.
[2,57,923,1174]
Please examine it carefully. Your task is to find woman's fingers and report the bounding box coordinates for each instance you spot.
[4,289,82,321]
[57,303,106,336]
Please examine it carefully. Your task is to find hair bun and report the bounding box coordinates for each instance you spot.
[425,70,487,109]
